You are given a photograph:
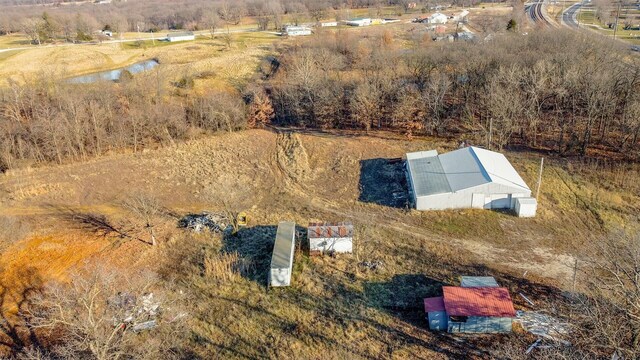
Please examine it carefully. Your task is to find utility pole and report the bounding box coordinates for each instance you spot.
[613,1,621,40]
[487,117,493,149]
[535,157,544,199]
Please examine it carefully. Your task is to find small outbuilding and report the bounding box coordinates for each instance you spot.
[514,197,538,217]
[425,277,516,333]
[424,296,448,331]
[344,18,372,26]
[166,31,195,42]
[405,147,532,212]
[284,25,312,36]
[320,21,338,27]
[269,221,296,287]
[308,222,353,254]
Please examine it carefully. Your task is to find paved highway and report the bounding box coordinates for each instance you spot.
[562,2,583,28]
[526,0,552,26]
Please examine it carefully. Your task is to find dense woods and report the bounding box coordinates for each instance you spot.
[0,74,246,171]
[267,29,640,158]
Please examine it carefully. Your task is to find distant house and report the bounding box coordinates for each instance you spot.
[452,9,470,22]
[344,18,372,27]
[405,147,536,215]
[425,276,516,333]
[428,12,448,24]
[269,221,296,287]
[166,31,195,42]
[320,21,338,27]
[454,31,475,41]
[284,26,312,36]
[95,0,112,4]
[101,30,113,37]
[308,222,353,254]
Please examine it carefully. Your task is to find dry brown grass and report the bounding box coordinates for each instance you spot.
[0,129,636,357]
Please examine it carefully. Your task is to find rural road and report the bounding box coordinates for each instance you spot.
[0,28,257,53]
[562,2,583,27]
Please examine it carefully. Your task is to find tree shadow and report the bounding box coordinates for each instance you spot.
[222,225,278,287]
[364,274,447,328]
[358,158,409,208]
[44,205,150,247]
[0,266,44,356]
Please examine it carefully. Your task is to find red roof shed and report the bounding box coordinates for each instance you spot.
[443,286,516,317]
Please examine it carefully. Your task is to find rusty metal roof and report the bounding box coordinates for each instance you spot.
[424,296,445,312]
[443,286,516,317]
[307,222,353,239]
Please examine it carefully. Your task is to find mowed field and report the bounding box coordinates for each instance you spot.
[0,129,637,357]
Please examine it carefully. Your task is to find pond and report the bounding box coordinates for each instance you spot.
[67,59,159,84]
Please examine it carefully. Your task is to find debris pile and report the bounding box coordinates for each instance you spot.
[110,292,162,333]
[515,310,571,343]
[179,212,230,233]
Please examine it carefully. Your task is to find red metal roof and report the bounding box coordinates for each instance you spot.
[424,296,445,312]
[443,286,516,317]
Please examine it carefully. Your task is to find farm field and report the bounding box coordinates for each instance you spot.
[0,129,637,358]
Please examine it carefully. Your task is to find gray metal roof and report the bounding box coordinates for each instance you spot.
[406,147,531,197]
[408,155,452,197]
[271,221,296,269]
[460,276,499,288]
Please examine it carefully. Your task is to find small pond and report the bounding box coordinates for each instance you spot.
[67,59,159,84]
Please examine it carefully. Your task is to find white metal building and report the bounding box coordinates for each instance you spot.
[320,21,338,27]
[405,147,532,211]
[284,26,312,36]
[308,222,353,254]
[166,31,195,42]
[269,221,296,287]
[344,18,372,26]
[428,12,448,24]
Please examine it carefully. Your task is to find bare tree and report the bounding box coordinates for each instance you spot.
[26,265,187,360]
[573,232,640,358]
[202,8,220,39]
[123,194,163,246]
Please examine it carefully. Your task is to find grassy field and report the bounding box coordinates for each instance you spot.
[0,129,636,357]
[0,31,280,90]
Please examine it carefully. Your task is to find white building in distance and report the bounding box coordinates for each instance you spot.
[166,31,195,42]
[344,18,372,26]
[284,26,312,36]
[405,146,536,215]
[428,12,448,24]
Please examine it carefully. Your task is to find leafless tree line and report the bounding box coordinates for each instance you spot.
[0,0,491,38]
[268,29,640,158]
[0,72,247,172]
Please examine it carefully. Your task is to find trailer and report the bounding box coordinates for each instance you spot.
[269,221,296,287]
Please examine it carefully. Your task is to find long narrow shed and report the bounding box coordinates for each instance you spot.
[269,221,296,287]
